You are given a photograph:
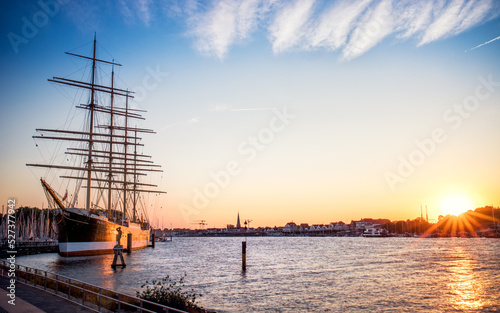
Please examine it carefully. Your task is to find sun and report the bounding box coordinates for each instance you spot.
[439,194,475,216]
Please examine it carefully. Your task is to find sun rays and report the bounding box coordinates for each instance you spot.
[420,209,498,238]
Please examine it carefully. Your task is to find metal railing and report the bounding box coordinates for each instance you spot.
[0,260,187,313]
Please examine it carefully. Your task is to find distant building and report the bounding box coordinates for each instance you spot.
[351,220,373,231]
[236,212,241,229]
[299,223,309,232]
[334,221,349,231]
[283,222,298,233]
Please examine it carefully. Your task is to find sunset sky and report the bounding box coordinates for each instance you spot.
[1,0,500,228]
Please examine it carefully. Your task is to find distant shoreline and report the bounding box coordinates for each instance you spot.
[161,233,499,238]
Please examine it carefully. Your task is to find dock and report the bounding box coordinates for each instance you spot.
[0,275,93,313]
[0,241,58,258]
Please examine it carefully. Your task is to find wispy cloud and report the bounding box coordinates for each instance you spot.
[395,0,434,40]
[467,34,500,51]
[188,117,200,124]
[418,0,495,46]
[186,0,275,58]
[178,0,500,60]
[137,0,152,26]
[117,0,153,26]
[72,0,498,60]
[269,0,316,53]
[341,0,393,61]
[306,0,373,51]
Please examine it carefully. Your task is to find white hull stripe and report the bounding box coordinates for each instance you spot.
[60,240,149,253]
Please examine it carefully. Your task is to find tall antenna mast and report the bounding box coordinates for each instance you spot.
[420,203,423,233]
[493,206,496,231]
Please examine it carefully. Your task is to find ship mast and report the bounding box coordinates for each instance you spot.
[107,63,115,218]
[27,35,166,220]
[133,128,138,222]
[123,92,129,222]
[87,34,97,212]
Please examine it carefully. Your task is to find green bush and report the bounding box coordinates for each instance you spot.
[136,274,204,312]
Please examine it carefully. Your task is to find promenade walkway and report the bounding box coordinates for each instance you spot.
[0,276,93,313]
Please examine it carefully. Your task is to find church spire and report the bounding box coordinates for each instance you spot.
[236,211,241,229]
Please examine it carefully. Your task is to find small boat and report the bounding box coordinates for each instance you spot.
[363,228,389,237]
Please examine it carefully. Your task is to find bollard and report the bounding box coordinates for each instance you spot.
[126,233,132,253]
[111,245,126,268]
[242,241,246,271]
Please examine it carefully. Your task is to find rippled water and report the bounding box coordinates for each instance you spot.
[17,237,500,312]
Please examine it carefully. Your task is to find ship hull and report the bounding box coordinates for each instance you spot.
[57,209,150,257]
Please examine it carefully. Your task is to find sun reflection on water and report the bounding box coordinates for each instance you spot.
[445,246,484,311]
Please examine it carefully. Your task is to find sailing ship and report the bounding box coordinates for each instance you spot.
[27,35,165,256]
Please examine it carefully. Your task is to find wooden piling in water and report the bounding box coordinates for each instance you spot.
[126,233,132,253]
[242,241,246,271]
[151,233,155,248]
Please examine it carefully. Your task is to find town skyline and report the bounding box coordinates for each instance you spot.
[8,204,497,231]
[1,1,500,229]
[157,206,499,238]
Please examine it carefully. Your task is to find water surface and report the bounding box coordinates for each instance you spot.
[17,237,500,312]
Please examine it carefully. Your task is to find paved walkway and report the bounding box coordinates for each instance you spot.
[0,276,94,313]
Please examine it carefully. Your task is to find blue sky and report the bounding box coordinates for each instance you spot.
[1,0,500,228]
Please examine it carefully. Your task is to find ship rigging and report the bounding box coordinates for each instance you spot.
[26,35,165,256]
